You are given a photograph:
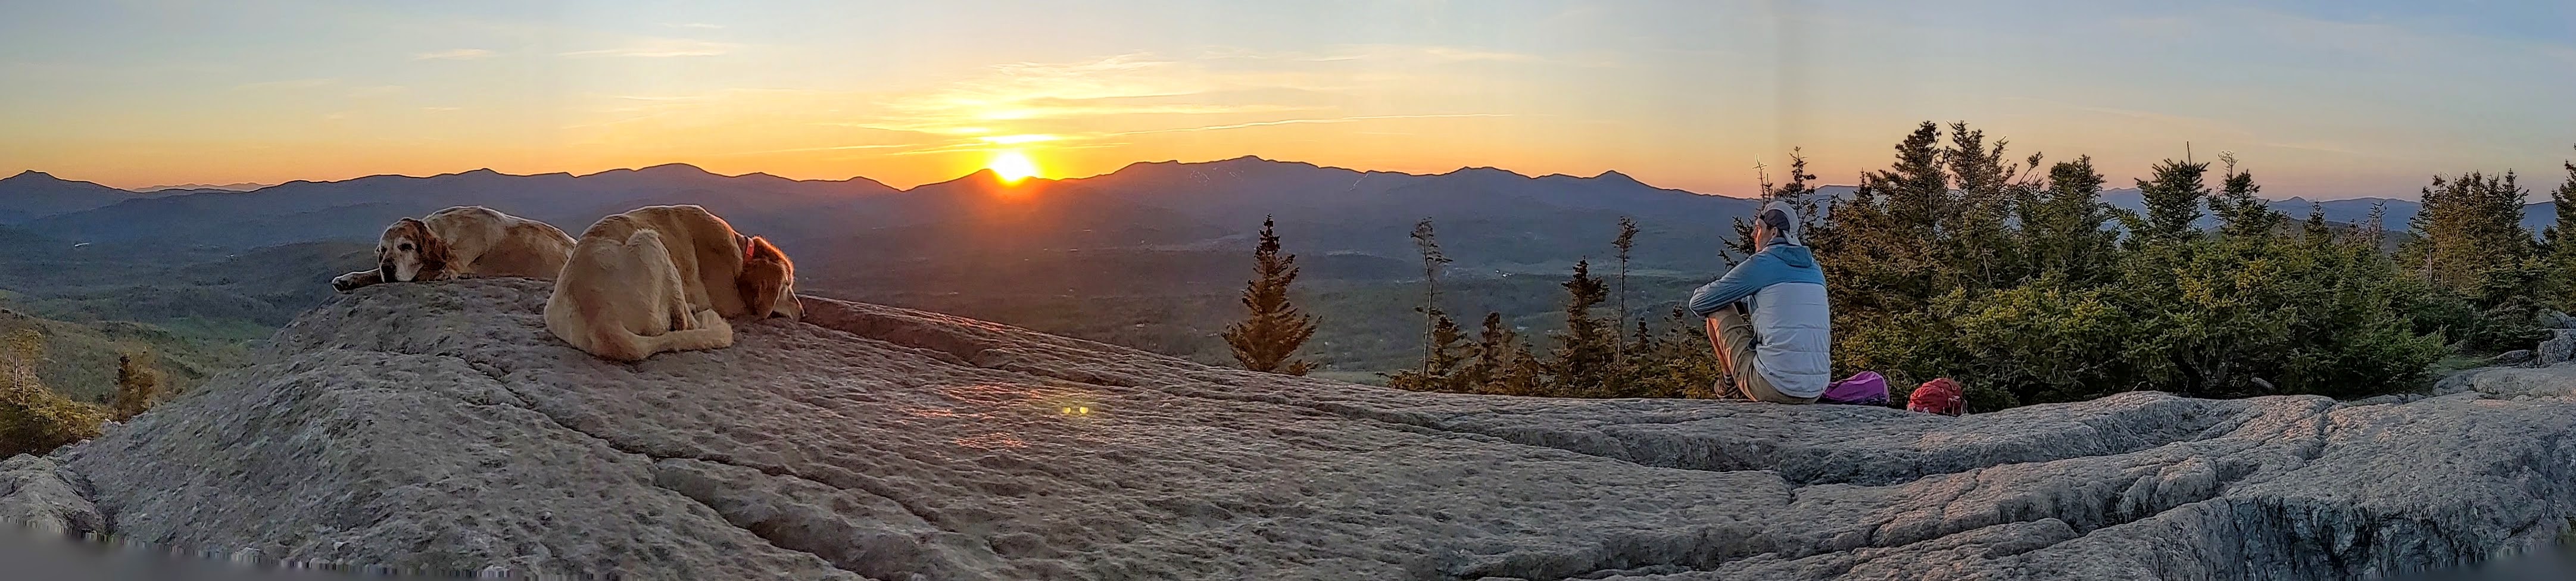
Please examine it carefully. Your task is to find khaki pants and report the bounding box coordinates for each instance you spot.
[1707,304,1817,404]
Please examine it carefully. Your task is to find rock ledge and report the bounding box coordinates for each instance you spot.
[13,279,2576,580]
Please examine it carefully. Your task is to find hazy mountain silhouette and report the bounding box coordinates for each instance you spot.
[0,170,154,224]
[130,182,271,193]
[19,163,899,248]
[15,157,1757,279]
[2093,189,2558,235]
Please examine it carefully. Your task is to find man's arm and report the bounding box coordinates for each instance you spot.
[1688,255,1770,318]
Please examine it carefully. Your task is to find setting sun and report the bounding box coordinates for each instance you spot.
[988,149,1041,183]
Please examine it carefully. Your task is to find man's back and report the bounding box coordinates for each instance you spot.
[1689,242,1832,398]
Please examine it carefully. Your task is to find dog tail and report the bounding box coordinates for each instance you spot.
[592,310,734,362]
[644,310,735,354]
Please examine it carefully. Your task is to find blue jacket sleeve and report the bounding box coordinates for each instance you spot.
[1689,256,1770,318]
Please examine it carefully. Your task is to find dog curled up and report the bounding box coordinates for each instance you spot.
[332,205,576,292]
[545,205,801,361]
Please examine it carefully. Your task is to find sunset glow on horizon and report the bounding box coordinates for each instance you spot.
[988,150,1041,183]
[3,1,2572,198]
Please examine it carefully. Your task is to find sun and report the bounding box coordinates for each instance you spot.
[987,149,1040,183]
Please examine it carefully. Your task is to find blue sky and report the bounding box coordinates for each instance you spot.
[1,0,2570,199]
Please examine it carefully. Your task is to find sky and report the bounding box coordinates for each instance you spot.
[2,0,2572,199]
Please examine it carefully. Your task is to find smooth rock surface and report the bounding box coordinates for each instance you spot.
[42,279,2576,580]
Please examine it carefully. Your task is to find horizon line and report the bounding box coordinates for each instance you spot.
[2,159,2458,204]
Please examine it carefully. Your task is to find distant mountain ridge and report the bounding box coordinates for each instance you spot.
[130,182,270,193]
[5,157,1760,276]
[11,156,2566,290]
[0,170,157,224]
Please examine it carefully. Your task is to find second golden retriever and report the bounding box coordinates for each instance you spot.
[332,205,575,292]
[544,205,801,361]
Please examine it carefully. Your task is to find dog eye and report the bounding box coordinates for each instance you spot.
[399,243,414,251]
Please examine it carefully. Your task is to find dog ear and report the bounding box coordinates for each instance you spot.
[737,236,791,316]
[747,236,791,276]
[406,218,454,279]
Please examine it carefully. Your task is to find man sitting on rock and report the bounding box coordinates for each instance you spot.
[1687,201,1832,404]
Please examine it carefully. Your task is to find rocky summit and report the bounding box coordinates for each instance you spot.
[6,278,2576,580]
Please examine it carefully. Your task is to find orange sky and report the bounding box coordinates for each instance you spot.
[5,1,2573,197]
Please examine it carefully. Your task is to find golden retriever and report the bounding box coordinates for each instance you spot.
[567,205,800,320]
[543,205,801,361]
[543,229,735,361]
[331,206,576,292]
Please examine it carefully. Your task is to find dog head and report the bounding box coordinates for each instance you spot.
[737,236,802,320]
[376,218,452,283]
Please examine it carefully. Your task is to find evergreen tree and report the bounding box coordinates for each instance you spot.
[1546,260,1617,396]
[1612,217,1638,359]
[1730,149,1827,259]
[1409,218,1452,371]
[1498,340,1548,397]
[1222,217,1318,375]
[110,351,161,422]
[1880,123,1952,240]
[1941,122,2031,289]
[2210,152,2283,239]
[1388,310,1469,391]
[2544,147,2576,312]
[2023,156,2119,283]
[2132,159,2213,245]
[2303,203,2332,246]
[1462,312,1518,393]
[2402,171,2535,295]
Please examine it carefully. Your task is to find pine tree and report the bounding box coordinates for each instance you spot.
[2025,156,2118,282]
[1731,149,1832,262]
[1941,122,2031,289]
[1546,260,1617,396]
[2132,159,2213,245]
[1611,217,1638,359]
[1389,310,1470,391]
[1409,218,1452,371]
[1462,312,1518,393]
[2303,202,2332,246]
[1222,217,1318,375]
[2543,146,2576,312]
[2402,171,2534,294]
[1499,340,1547,397]
[111,351,161,422]
[2211,152,2282,239]
[1880,122,1952,240]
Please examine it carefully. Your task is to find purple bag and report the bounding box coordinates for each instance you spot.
[1821,371,1889,406]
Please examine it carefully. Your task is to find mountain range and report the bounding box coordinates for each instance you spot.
[15,160,2553,267]
[128,182,270,193]
[1,157,1763,279]
[3,157,2567,373]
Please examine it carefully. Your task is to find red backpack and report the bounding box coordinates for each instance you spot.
[1908,377,1965,416]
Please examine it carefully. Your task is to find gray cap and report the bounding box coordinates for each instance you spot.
[1757,200,1802,246]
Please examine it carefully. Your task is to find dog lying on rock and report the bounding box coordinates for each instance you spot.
[544,205,800,361]
[331,206,577,292]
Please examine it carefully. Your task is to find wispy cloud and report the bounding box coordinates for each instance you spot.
[347,85,407,98]
[1109,114,1514,136]
[413,48,497,61]
[715,143,921,156]
[232,78,337,90]
[668,23,723,30]
[560,39,734,58]
[978,134,1062,145]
